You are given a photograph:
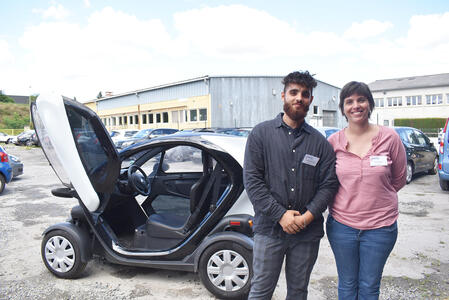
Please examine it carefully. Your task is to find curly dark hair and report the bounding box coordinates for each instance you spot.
[282,71,317,94]
[339,81,375,118]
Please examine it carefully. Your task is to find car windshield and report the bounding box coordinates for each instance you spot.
[325,129,339,137]
[133,129,151,138]
[124,131,137,137]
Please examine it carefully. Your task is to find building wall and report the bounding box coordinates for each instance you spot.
[83,101,97,112]
[90,76,342,132]
[371,86,449,126]
[209,76,342,128]
[97,94,211,130]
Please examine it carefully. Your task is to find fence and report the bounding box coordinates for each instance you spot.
[0,129,25,135]
[419,128,442,138]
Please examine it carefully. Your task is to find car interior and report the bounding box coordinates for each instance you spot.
[97,144,231,251]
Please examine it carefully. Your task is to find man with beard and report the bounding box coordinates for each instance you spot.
[244,71,338,300]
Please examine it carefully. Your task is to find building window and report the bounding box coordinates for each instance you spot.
[387,97,401,107]
[118,116,123,125]
[135,115,139,124]
[124,116,128,125]
[199,108,207,121]
[190,109,198,122]
[374,98,384,107]
[129,115,133,125]
[162,112,168,123]
[184,110,188,122]
[383,120,389,126]
[426,94,442,105]
[149,114,154,124]
[313,106,319,115]
[156,113,161,123]
[406,95,422,106]
[142,114,147,124]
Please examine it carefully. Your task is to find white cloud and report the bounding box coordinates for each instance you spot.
[84,0,91,8]
[8,5,449,100]
[173,5,350,59]
[344,20,393,40]
[0,40,14,65]
[33,4,70,20]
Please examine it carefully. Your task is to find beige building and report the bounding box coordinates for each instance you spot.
[369,73,449,127]
[83,75,343,132]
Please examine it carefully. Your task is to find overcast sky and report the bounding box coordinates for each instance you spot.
[1,0,449,101]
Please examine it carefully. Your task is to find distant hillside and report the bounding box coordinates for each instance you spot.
[0,102,30,129]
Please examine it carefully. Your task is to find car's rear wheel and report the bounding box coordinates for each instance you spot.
[41,229,87,278]
[428,157,438,175]
[440,177,449,191]
[199,241,253,300]
[406,161,413,184]
[0,174,5,194]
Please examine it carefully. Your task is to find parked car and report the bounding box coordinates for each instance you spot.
[115,128,178,150]
[0,145,13,194]
[14,130,35,146]
[393,127,438,184]
[9,154,23,177]
[109,129,138,143]
[438,118,449,191]
[315,126,340,139]
[0,132,13,143]
[31,95,254,299]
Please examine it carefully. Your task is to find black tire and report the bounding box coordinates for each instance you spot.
[428,157,438,175]
[440,177,449,191]
[198,241,253,300]
[41,229,87,279]
[0,174,5,194]
[406,161,413,184]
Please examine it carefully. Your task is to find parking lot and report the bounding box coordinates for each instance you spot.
[0,144,448,300]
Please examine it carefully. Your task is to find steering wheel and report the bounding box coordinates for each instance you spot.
[127,165,150,196]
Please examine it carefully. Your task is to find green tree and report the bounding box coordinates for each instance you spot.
[3,112,30,129]
[97,91,103,99]
[0,94,14,103]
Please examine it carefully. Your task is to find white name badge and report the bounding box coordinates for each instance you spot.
[302,154,320,167]
[370,156,388,166]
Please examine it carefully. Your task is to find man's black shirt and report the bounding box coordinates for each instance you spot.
[243,113,338,241]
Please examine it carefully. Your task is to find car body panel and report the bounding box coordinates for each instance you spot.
[0,146,13,183]
[438,118,449,183]
[315,126,340,139]
[31,94,102,211]
[394,127,437,176]
[9,154,23,177]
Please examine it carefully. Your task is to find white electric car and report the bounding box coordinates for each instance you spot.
[32,94,255,299]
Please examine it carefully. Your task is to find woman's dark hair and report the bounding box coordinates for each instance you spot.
[282,71,317,94]
[339,81,375,118]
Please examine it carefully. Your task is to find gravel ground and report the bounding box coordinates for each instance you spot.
[1,144,448,299]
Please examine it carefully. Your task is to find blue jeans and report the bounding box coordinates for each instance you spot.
[326,215,397,300]
[249,234,320,300]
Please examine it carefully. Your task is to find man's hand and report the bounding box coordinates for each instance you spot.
[279,210,301,234]
[294,211,314,230]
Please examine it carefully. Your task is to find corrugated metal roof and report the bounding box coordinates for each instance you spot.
[368,73,449,92]
[90,74,339,103]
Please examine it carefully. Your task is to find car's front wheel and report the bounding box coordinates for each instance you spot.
[406,161,413,184]
[41,229,87,278]
[440,177,449,191]
[199,241,253,300]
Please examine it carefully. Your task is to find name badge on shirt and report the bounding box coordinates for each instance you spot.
[302,154,320,167]
[370,156,388,166]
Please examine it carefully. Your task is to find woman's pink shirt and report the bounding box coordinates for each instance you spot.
[328,126,407,230]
